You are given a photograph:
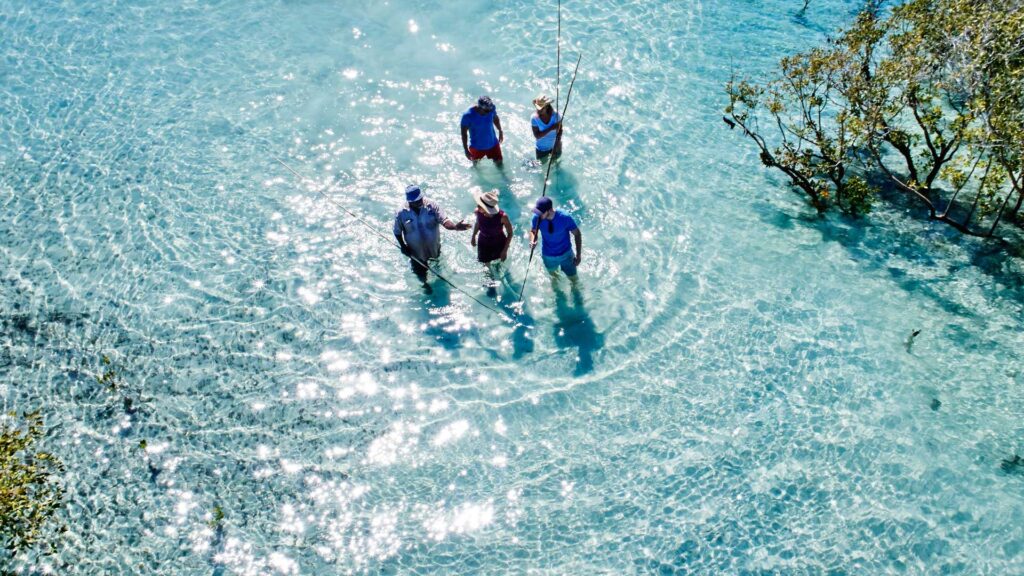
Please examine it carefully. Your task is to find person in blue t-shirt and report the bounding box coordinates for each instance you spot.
[529,196,582,281]
[460,95,504,166]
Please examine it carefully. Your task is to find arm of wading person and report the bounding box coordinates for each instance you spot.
[493,115,504,144]
[441,216,471,231]
[433,203,470,231]
[461,125,472,160]
[500,213,513,261]
[572,228,582,266]
[444,220,471,231]
[471,218,479,247]
[533,122,559,140]
[394,216,412,257]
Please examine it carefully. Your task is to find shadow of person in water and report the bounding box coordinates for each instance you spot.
[403,259,475,351]
[472,157,511,188]
[552,282,603,376]
[546,165,586,221]
[421,269,465,349]
[546,162,576,195]
[482,261,535,359]
[411,257,533,355]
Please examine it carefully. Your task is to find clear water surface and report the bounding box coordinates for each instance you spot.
[2,0,1023,574]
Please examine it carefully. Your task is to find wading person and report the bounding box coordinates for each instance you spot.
[529,196,581,284]
[471,189,513,264]
[471,189,514,297]
[393,185,470,288]
[531,94,562,160]
[460,95,504,166]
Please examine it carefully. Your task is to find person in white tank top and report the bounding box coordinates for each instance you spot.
[531,94,562,160]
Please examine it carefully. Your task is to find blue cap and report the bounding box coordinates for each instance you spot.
[477,95,495,111]
[533,196,553,215]
[405,185,423,202]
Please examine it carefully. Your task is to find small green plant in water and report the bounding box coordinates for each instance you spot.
[95,359,121,392]
[94,354,146,416]
[207,505,225,530]
[0,411,65,561]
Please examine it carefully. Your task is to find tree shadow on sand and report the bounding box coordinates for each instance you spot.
[755,188,1024,325]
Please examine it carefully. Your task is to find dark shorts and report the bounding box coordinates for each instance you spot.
[410,252,440,283]
[469,144,503,162]
[536,142,562,160]
[410,258,429,282]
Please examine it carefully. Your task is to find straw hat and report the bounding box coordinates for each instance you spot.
[533,94,553,110]
[474,189,500,215]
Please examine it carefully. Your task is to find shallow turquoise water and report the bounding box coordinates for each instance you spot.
[2,0,1024,573]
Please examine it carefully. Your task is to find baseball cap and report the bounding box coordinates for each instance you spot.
[532,196,553,215]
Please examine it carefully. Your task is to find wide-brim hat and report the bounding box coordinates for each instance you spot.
[533,94,553,110]
[474,189,500,215]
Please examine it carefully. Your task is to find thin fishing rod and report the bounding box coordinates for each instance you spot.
[274,158,515,323]
[517,52,583,310]
[545,50,582,201]
[556,0,561,110]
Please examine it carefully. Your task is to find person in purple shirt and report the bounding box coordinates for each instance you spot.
[460,95,504,166]
[529,196,582,283]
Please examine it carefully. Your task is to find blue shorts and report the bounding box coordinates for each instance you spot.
[542,250,577,276]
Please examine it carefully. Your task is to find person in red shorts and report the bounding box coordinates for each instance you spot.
[460,95,504,166]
